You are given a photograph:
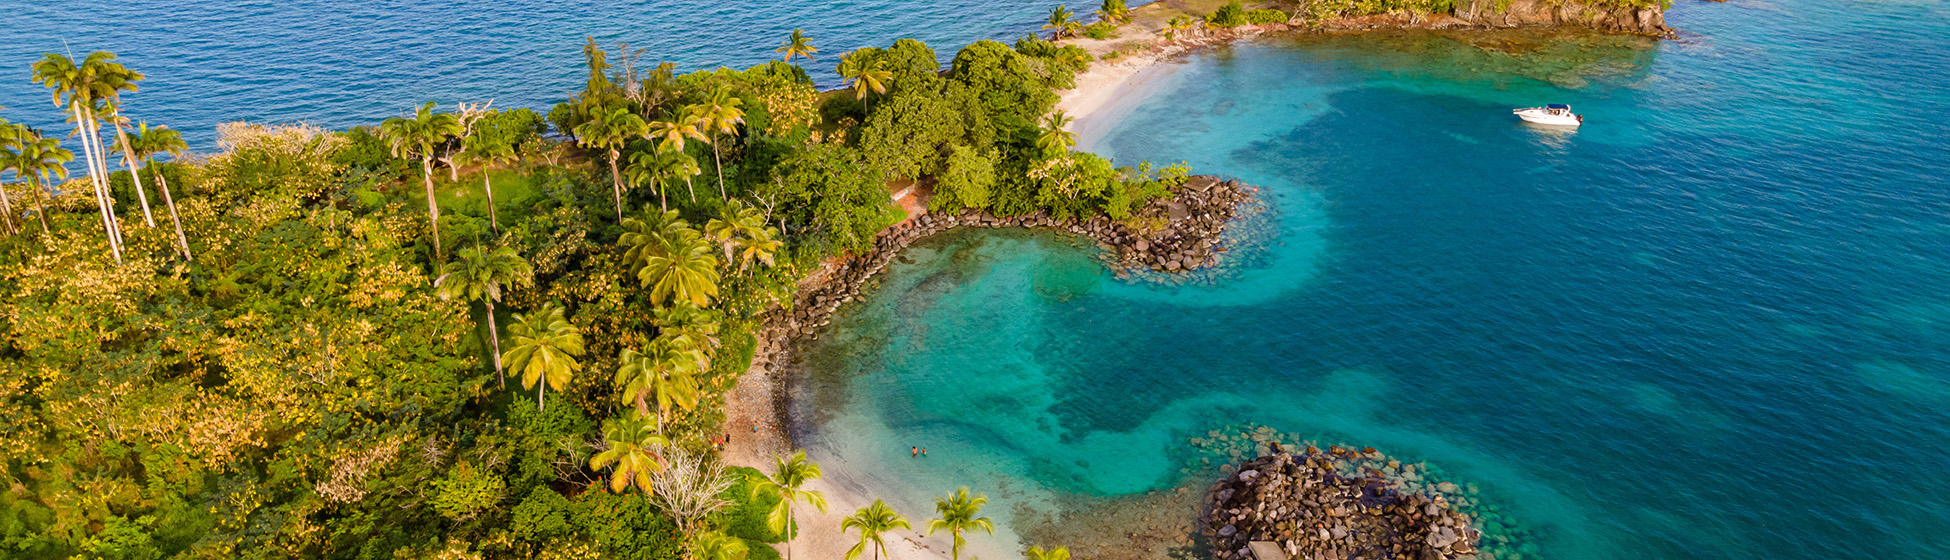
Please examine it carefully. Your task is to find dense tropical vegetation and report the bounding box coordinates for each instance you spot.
[0,14,1194,558]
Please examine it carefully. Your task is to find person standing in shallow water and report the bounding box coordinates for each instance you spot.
[912,446,918,458]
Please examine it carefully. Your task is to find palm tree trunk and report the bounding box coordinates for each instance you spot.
[482,170,500,233]
[684,175,696,202]
[785,502,795,560]
[0,182,17,234]
[110,116,156,228]
[153,167,192,260]
[26,175,49,235]
[537,378,546,410]
[656,177,668,212]
[81,106,125,248]
[73,103,122,265]
[608,149,625,222]
[486,299,505,388]
[711,132,727,200]
[422,156,444,259]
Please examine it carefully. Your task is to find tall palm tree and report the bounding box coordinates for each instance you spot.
[625,145,698,211]
[573,105,648,221]
[590,415,669,495]
[1036,111,1078,157]
[751,451,829,560]
[647,107,709,203]
[105,110,156,228]
[697,88,745,200]
[925,488,995,560]
[32,52,134,263]
[1026,545,1071,560]
[0,129,71,235]
[843,500,911,560]
[434,245,533,388]
[459,127,519,232]
[838,52,891,113]
[777,29,818,67]
[0,122,23,234]
[125,122,191,259]
[380,101,463,259]
[637,226,721,308]
[613,342,702,427]
[1045,5,1079,39]
[653,302,721,361]
[502,302,585,410]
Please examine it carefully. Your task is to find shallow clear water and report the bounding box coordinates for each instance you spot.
[799,1,1950,558]
[0,0,1089,150]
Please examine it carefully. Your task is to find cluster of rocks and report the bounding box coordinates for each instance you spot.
[1203,445,1483,560]
[772,176,1255,340]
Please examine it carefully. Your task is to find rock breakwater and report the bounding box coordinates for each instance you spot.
[1203,445,1483,560]
[773,175,1255,340]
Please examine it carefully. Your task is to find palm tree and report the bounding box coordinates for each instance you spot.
[613,342,701,427]
[125,122,191,258]
[654,302,722,361]
[32,52,135,263]
[751,451,829,560]
[0,129,71,235]
[843,500,911,560]
[573,106,649,221]
[0,122,23,234]
[647,107,709,203]
[625,145,698,211]
[434,245,533,388]
[502,302,585,410]
[637,226,721,308]
[691,531,750,560]
[697,88,745,200]
[1096,0,1130,23]
[777,30,818,67]
[105,110,157,229]
[459,127,519,233]
[1026,545,1071,560]
[838,53,892,113]
[1045,5,1079,39]
[590,415,669,495]
[925,488,995,560]
[1037,111,1078,157]
[1164,15,1193,41]
[704,202,781,272]
[619,209,690,266]
[380,101,463,259]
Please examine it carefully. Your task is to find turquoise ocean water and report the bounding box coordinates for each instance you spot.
[796,1,1950,559]
[8,0,1948,558]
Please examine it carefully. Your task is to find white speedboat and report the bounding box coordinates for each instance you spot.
[1514,104,1582,126]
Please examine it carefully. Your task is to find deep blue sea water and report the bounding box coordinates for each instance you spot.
[0,0,1085,151]
[794,1,1950,559]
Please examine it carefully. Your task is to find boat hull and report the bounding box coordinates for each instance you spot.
[1514,110,1582,127]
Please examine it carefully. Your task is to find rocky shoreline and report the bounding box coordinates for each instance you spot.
[1203,445,1484,560]
[770,175,1256,341]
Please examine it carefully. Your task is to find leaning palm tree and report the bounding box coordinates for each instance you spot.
[380,101,463,259]
[1045,5,1078,39]
[0,129,72,235]
[751,450,829,560]
[573,105,649,221]
[637,226,721,308]
[1036,111,1078,157]
[1026,545,1071,560]
[1096,0,1130,23]
[32,52,133,263]
[613,342,702,428]
[691,530,749,560]
[838,52,892,113]
[777,29,818,67]
[459,127,519,232]
[502,302,585,410]
[125,122,191,258]
[435,245,533,388]
[843,500,911,560]
[925,488,995,560]
[105,110,156,228]
[697,88,745,199]
[590,415,670,494]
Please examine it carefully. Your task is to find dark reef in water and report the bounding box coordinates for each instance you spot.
[1204,446,1487,560]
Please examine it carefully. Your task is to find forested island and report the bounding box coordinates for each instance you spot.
[0,1,1668,559]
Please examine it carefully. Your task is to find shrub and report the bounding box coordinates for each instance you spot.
[1082,22,1117,39]
[1209,1,1249,26]
[512,487,575,541]
[431,461,507,521]
[931,145,996,213]
[569,491,684,560]
[1246,9,1291,24]
[714,467,786,543]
